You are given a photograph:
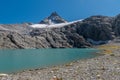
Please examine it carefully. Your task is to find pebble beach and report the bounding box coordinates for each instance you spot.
[0,41,120,80]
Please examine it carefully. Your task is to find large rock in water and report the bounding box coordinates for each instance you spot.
[77,15,114,41]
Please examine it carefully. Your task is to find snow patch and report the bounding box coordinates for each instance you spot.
[30,24,48,28]
[0,26,9,31]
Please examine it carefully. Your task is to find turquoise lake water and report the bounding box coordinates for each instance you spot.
[0,48,99,73]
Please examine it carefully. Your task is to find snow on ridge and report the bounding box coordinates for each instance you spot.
[0,26,9,31]
[29,19,83,29]
[29,24,48,28]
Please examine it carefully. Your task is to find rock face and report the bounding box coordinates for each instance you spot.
[113,14,120,36]
[0,28,90,49]
[0,13,120,49]
[77,15,114,41]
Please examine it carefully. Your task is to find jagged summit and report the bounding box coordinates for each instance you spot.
[49,12,60,18]
[39,12,67,24]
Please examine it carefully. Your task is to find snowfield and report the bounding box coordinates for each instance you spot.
[29,19,83,29]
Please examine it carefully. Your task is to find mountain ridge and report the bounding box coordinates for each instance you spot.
[0,12,120,49]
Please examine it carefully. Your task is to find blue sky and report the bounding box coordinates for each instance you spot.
[0,0,120,24]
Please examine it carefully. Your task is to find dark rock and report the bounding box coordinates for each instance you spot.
[65,32,91,48]
[77,15,114,41]
[113,14,120,36]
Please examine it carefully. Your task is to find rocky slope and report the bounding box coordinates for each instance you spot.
[0,27,91,49]
[0,12,120,49]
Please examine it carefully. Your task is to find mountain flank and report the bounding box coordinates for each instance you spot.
[0,12,120,49]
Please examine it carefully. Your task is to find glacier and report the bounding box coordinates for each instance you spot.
[29,19,83,29]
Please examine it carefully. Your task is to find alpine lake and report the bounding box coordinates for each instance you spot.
[0,48,100,73]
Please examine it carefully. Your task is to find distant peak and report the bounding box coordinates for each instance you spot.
[40,12,67,24]
[50,11,59,16]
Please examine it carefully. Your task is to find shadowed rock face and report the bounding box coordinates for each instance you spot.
[113,14,120,36]
[77,15,115,41]
[0,13,120,49]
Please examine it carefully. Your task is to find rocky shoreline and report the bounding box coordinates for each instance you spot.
[0,41,120,80]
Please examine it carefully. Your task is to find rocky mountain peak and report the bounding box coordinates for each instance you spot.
[49,12,59,17]
[40,12,67,24]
